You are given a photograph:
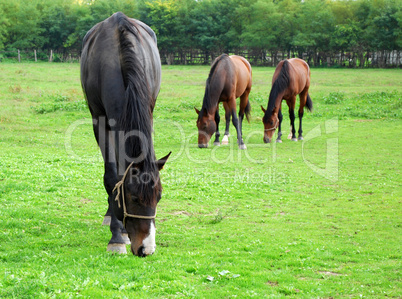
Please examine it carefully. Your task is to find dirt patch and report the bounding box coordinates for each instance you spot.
[354,119,373,122]
[319,271,343,276]
[80,198,93,204]
[266,281,278,286]
[171,211,191,216]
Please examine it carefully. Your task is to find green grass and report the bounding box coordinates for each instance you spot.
[0,62,401,298]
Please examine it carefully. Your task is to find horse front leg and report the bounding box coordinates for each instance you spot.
[106,192,130,254]
[289,108,297,141]
[213,106,221,146]
[95,119,129,254]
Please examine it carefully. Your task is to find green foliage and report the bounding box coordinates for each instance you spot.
[32,94,87,114]
[323,92,347,105]
[0,0,400,62]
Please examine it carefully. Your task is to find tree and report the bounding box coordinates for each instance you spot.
[292,0,335,66]
[4,0,45,50]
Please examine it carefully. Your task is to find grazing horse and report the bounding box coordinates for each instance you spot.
[80,12,171,257]
[195,54,252,149]
[261,58,313,143]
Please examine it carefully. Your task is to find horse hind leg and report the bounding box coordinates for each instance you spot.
[213,106,221,146]
[298,90,308,140]
[289,108,297,141]
[276,108,283,143]
[228,100,245,150]
[298,108,304,140]
[222,102,230,145]
[102,205,112,225]
[236,92,250,149]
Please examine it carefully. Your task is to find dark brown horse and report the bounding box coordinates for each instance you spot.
[195,54,252,149]
[80,12,171,257]
[261,58,313,143]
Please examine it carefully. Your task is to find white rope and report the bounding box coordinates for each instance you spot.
[113,161,156,225]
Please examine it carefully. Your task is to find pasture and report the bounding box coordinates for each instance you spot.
[0,62,401,297]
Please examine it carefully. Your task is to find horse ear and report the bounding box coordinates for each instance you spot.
[261,105,266,113]
[156,152,172,171]
[194,107,200,115]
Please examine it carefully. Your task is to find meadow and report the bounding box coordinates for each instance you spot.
[0,62,401,298]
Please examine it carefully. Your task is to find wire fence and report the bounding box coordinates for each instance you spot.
[0,49,80,63]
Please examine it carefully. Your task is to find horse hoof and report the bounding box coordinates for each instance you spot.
[298,136,304,141]
[291,138,298,142]
[213,142,220,146]
[102,216,111,226]
[121,233,131,245]
[107,243,127,254]
[239,144,247,150]
[222,135,229,145]
[276,139,282,143]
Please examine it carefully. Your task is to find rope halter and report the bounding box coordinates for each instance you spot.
[264,119,279,132]
[113,161,157,226]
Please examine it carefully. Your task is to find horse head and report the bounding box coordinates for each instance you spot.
[261,105,279,143]
[114,152,171,257]
[195,107,216,148]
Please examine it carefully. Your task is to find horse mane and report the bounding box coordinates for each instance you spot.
[263,60,290,122]
[116,12,160,204]
[200,54,229,117]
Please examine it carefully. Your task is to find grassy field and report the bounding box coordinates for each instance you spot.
[0,62,401,298]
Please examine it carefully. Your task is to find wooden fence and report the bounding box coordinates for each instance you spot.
[159,49,402,68]
[1,49,401,68]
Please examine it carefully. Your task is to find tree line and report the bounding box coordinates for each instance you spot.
[0,0,400,67]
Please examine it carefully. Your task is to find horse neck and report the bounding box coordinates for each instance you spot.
[201,86,219,119]
[266,91,285,118]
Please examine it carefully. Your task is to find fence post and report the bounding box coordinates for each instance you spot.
[34,50,37,62]
[49,50,53,62]
[18,49,21,62]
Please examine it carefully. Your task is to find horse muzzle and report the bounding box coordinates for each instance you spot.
[132,244,156,257]
[263,136,271,143]
[198,143,208,148]
[128,221,157,257]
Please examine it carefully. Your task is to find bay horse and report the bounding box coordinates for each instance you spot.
[80,12,171,257]
[261,58,313,143]
[195,54,252,149]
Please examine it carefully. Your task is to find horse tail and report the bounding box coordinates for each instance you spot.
[305,93,313,112]
[266,60,290,116]
[117,12,151,133]
[116,12,158,202]
[245,100,251,123]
